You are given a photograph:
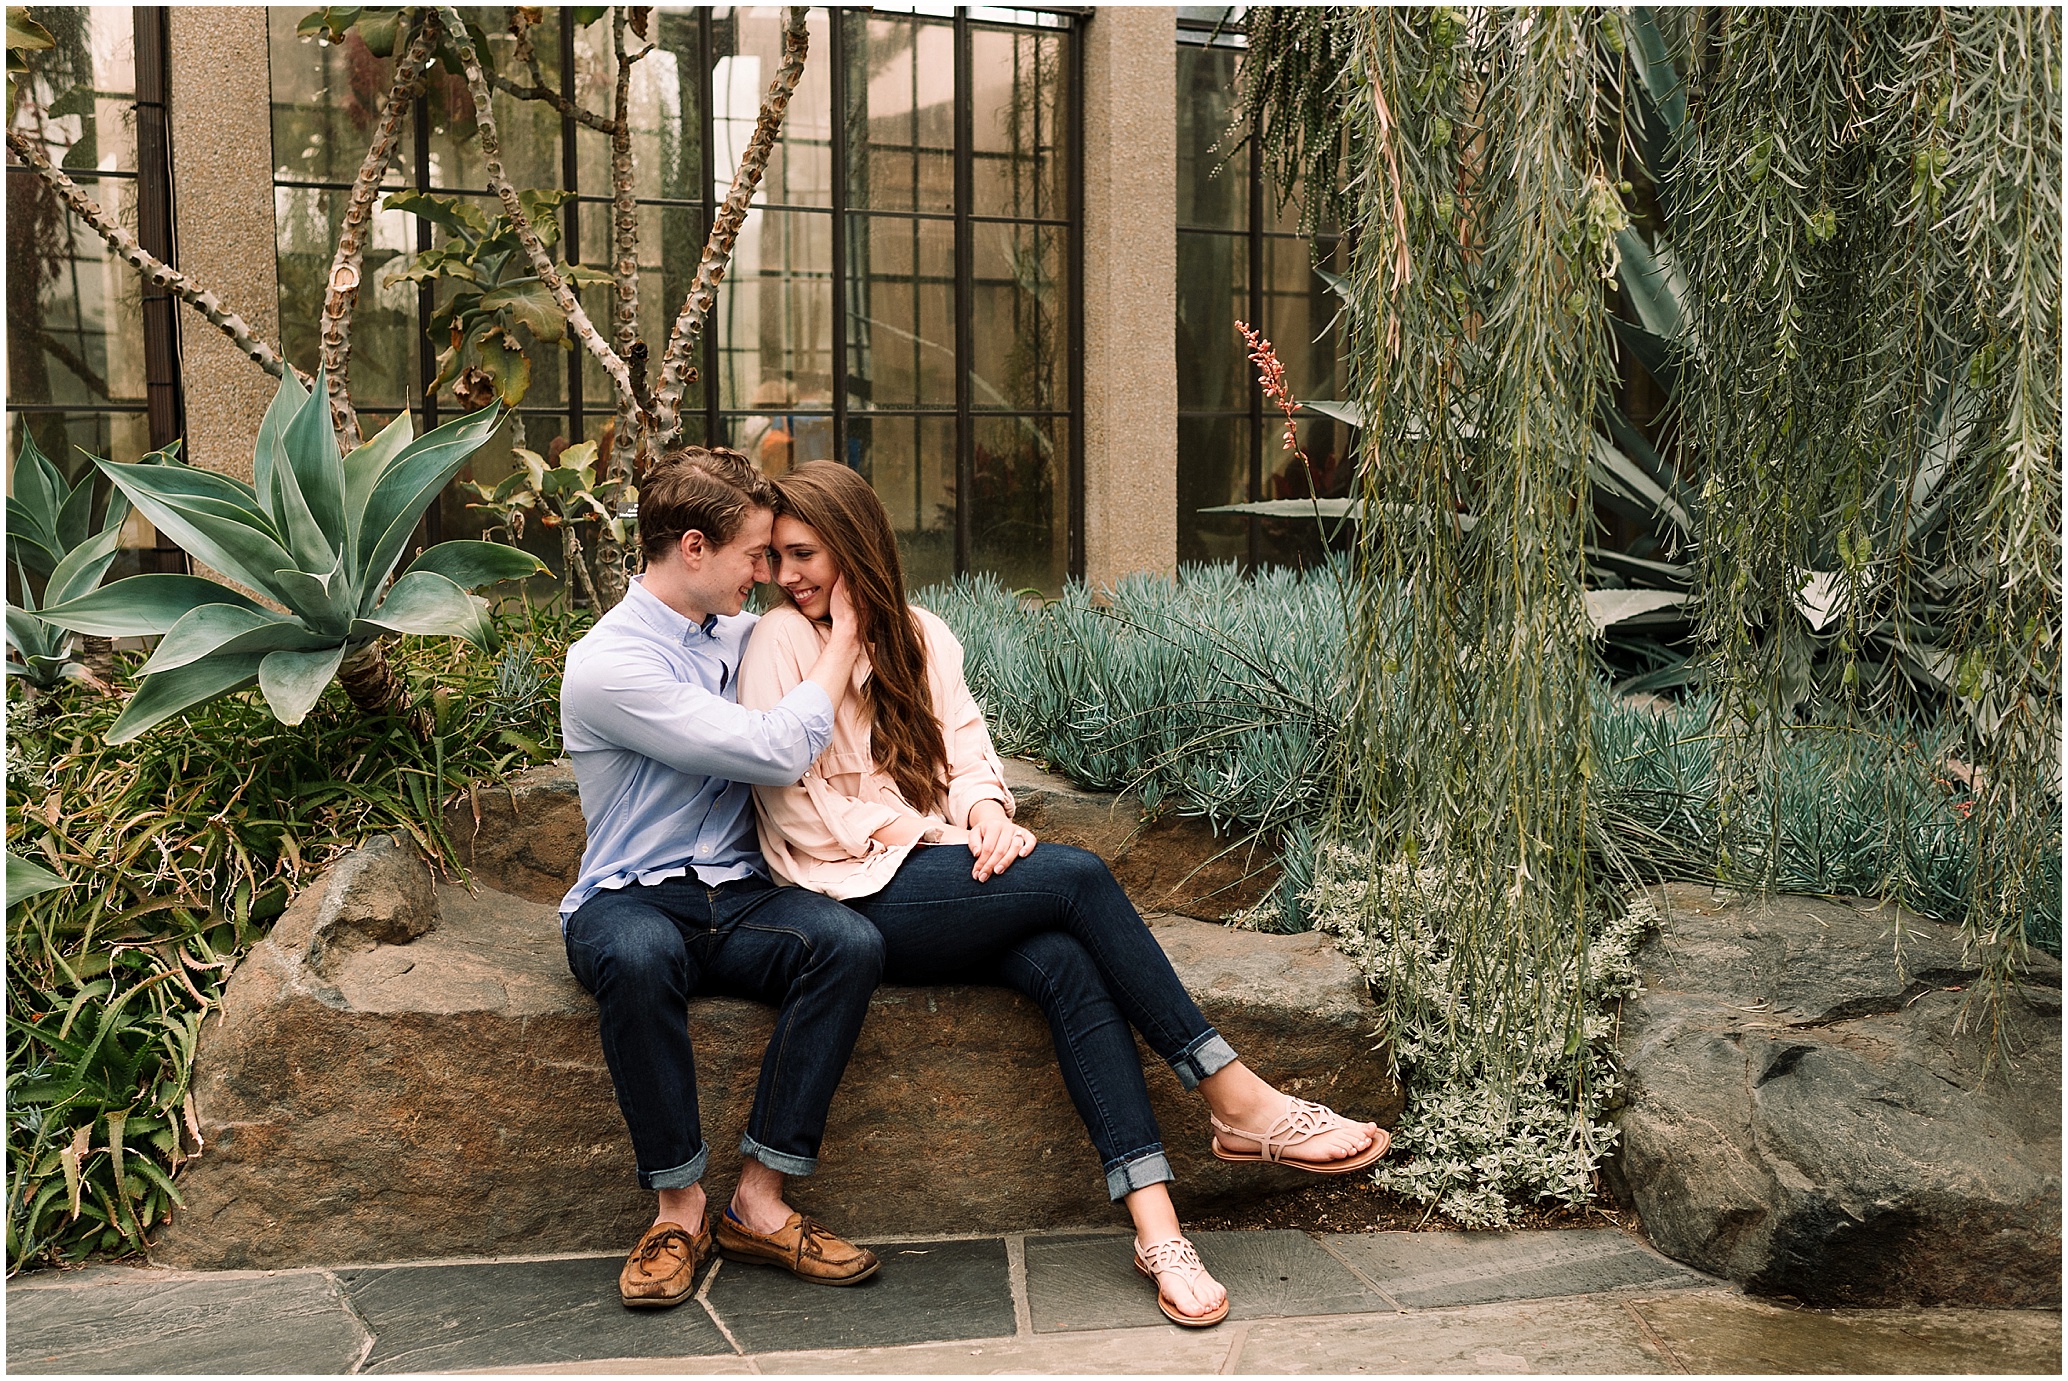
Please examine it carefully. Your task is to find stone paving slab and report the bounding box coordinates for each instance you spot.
[700,1236,1015,1354]
[1025,1228,1386,1332]
[339,1255,732,1373]
[1236,1297,1677,1374]
[1322,1226,1711,1309]
[9,1228,2061,1375]
[6,1270,369,1375]
[1631,1292,2064,1375]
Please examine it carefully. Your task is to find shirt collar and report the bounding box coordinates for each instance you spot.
[625,576,722,646]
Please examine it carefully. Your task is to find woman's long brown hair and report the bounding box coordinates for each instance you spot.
[770,462,949,813]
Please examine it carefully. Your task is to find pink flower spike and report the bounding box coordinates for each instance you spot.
[1236,320,1302,453]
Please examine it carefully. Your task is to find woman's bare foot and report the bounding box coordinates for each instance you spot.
[1198,1062,1379,1166]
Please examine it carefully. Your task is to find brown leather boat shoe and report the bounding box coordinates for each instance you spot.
[618,1219,712,1308]
[712,1209,880,1286]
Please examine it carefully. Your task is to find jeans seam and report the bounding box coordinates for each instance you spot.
[727,919,817,1157]
[1007,947,1133,1167]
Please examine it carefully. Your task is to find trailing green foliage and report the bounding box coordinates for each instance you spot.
[34,368,544,741]
[4,607,573,1269]
[1664,8,2062,1038]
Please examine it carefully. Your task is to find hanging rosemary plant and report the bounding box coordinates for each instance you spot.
[1243,4,2060,1220]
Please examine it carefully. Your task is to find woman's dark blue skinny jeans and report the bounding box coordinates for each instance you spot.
[847,841,1238,1201]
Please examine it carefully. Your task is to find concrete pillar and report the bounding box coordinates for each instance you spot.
[1079,7,1177,588]
[166,7,279,483]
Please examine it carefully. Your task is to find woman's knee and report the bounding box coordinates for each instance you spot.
[1035,842,1121,894]
[1000,930,1105,1004]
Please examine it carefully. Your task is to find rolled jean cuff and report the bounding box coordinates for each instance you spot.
[640,1145,708,1191]
[740,1132,818,1177]
[1104,1146,1174,1202]
[1169,1030,1239,1091]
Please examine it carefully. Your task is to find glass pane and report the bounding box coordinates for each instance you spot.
[1176,229,1248,412]
[851,413,956,590]
[572,9,701,202]
[275,187,419,410]
[417,8,565,194]
[1177,413,1250,567]
[713,207,833,412]
[846,213,955,411]
[843,12,954,215]
[1177,44,1243,231]
[970,220,1063,412]
[969,26,1066,220]
[972,413,1065,595]
[6,167,147,407]
[722,406,834,476]
[269,7,415,187]
[1261,233,1348,403]
[17,7,138,174]
[711,7,832,208]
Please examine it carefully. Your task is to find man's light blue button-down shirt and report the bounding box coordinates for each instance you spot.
[559,577,835,917]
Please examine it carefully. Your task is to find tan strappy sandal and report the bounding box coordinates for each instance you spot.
[1209,1096,1391,1174]
[1133,1235,1230,1328]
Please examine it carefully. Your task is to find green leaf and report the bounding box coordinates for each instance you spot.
[8,8,55,52]
[11,428,65,529]
[357,406,505,602]
[401,540,547,590]
[94,457,298,602]
[270,364,347,575]
[54,473,96,551]
[270,552,354,636]
[355,8,399,57]
[137,604,328,677]
[251,363,310,521]
[383,189,489,242]
[357,569,492,648]
[36,575,268,639]
[570,6,608,27]
[5,605,63,664]
[478,278,566,344]
[1299,399,1364,429]
[7,851,68,909]
[257,643,348,725]
[43,522,122,607]
[342,410,416,558]
[563,263,614,286]
[476,329,534,405]
[106,654,267,745]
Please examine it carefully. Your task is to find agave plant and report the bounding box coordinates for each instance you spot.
[5,431,135,690]
[36,366,545,742]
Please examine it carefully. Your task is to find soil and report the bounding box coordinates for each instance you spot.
[1188,1177,1633,1236]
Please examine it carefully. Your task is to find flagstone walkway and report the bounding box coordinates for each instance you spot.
[8,1226,2058,1375]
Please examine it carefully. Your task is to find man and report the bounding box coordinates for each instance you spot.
[559,447,882,1308]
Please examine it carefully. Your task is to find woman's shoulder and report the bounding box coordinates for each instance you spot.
[741,602,821,670]
[908,603,958,643]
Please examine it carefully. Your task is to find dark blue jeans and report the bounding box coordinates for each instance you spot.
[847,842,1238,1201]
[563,873,883,1190]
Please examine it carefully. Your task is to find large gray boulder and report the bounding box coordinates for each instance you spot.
[1609,882,2061,1307]
[153,834,1397,1269]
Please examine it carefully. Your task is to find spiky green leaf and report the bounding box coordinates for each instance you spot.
[106,655,267,745]
[36,575,268,639]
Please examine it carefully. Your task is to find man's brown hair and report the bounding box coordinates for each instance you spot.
[637,446,776,561]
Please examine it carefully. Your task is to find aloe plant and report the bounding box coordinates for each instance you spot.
[5,432,135,690]
[35,367,545,742]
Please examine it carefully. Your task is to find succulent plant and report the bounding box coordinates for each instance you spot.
[36,366,546,742]
[5,431,135,690]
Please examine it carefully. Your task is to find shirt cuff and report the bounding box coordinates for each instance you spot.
[781,679,837,757]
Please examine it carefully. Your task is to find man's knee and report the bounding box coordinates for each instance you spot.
[794,899,885,982]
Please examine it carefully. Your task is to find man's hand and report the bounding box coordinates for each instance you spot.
[966,799,1034,882]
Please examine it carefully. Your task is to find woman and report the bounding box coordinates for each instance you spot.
[737,462,1387,1328]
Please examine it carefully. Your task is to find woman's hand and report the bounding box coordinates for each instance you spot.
[965,799,1035,882]
[826,573,865,643]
